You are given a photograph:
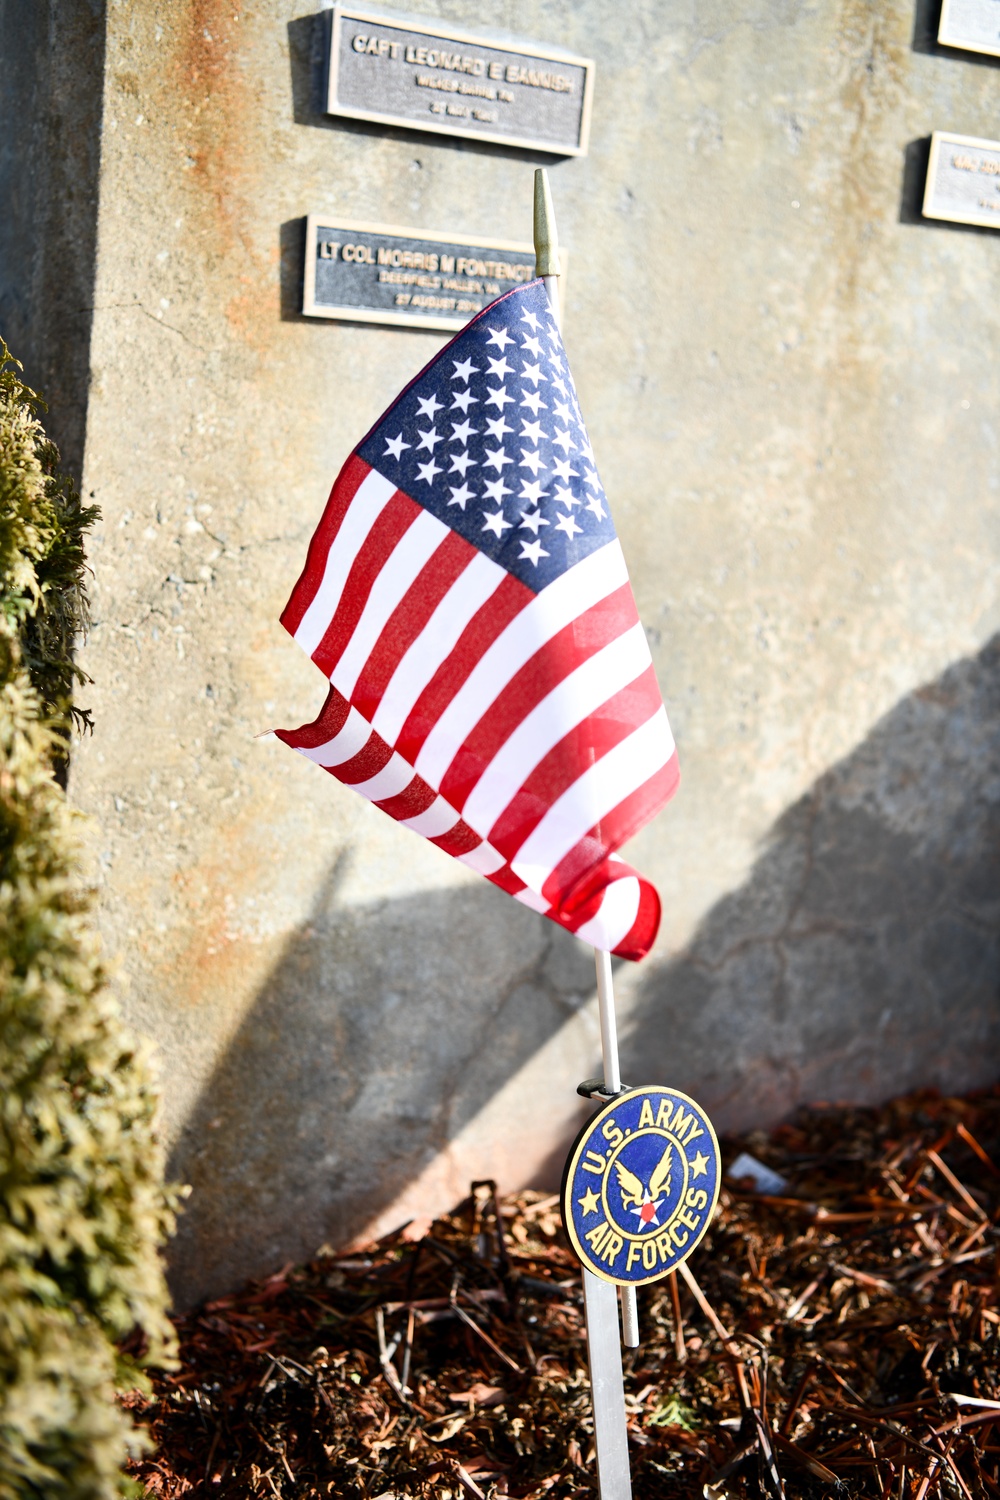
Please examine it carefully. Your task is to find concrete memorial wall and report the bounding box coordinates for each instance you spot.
[3,0,1000,1307]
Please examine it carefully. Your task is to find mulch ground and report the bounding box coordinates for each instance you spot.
[126,1085,1000,1499]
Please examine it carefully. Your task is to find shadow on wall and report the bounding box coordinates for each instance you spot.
[168,866,598,1308]
[0,0,106,481]
[169,635,1000,1306]
[626,634,1000,1127]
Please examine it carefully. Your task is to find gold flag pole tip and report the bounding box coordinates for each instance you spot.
[533,167,562,277]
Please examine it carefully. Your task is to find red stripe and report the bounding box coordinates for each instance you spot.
[351,529,476,724]
[485,864,528,897]
[554,880,605,932]
[614,878,661,961]
[485,665,664,859]
[538,861,661,961]
[311,490,421,678]
[439,582,639,812]
[275,685,350,750]
[373,778,437,821]
[394,571,533,764]
[431,820,483,857]
[280,455,371,638]
[540,751,680,909]
[329,733,395,786]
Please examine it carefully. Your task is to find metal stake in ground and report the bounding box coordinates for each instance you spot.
[533,166,634,1500]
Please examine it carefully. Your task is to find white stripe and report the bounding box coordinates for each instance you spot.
[461,621,652,838]
[350,752,416,802]
[294,471,397,657]
[331,509,448,699]
[372,551,507,745]
[510,705,674,892]
[399,794,462,839]
[574,876,641,952]
[415,541,629,788]
[457,841,507,876]
[513,886,550,915]
[297,706,372,767]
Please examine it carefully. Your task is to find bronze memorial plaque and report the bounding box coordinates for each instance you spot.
[938,0,1000,57]
[302,215,550,332]
[923,131,1000,230]
[326,6,594,156]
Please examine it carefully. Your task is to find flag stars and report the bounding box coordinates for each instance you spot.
[484,414,513,441]
[519,537,549,566]
[362,286,617,588]
[519,477,547,505]
[447,482,476,510]
[482,508,512,538]
[521,507,551,537]
[554,510,583,539]
[449,450,477,477]
[482,476,512,503]
[416,393,444,420]
[415,457,442,485]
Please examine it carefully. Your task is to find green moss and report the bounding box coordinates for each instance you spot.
[0,341,178,1498]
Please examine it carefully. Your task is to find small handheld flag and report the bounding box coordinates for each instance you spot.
[277,278,678,959]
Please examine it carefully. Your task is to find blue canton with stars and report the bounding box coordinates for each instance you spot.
[357,279,617,594]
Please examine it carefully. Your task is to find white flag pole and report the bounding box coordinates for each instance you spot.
[594,951,640,1348]
[533,167,634,1500]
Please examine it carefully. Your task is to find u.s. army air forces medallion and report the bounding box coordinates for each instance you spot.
[561,1086,721,1286]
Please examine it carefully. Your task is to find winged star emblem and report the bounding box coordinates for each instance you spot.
[614,1144,673,1229]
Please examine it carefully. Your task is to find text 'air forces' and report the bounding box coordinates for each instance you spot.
[562,1087,721,1287]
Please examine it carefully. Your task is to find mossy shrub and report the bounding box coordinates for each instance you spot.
[0,343,178,1499]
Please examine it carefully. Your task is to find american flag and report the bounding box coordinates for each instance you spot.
[277,279,678,960]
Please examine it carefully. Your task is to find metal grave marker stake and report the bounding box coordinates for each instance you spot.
[938,0,1000,58]
[923,131,1000,230]
[302,215,542,331]
[326,6,594,156]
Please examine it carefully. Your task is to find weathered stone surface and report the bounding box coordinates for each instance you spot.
[0,0,105,477]
[4,0,1000,1305]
